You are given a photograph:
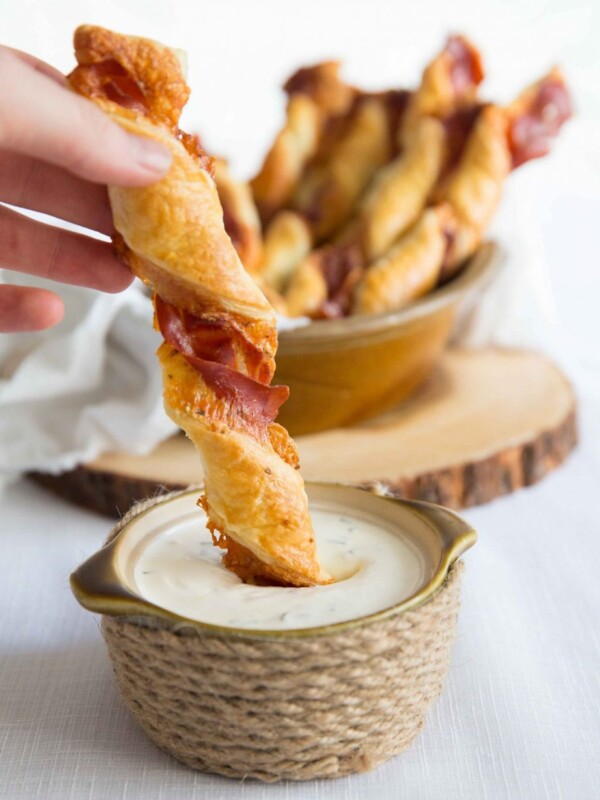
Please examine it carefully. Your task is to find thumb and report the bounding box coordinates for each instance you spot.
[0,47,172,186]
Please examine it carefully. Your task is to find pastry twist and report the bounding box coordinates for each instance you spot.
[437,68,572,273]
[353,205,454,315]
[401,34,484,141]
[213,157,263,274]
[250,61,355,225]
[252,63,357,295]
[68,25,330,587]
[351,35,483,262]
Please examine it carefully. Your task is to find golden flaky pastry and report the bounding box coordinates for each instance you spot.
[436,105,511,270]
[258,210,312,293]
[250,62,356,225]
[213,157,263,274]
[437,68,572,273]
[68,25,330,587]
[349,36,482,263]
[353,205,454,315]
[355,117,446,261]
[250,93,321,226]
[401,34,484,141]
[292,96,393,243]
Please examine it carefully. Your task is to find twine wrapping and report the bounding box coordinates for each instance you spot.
[101,491,464,782]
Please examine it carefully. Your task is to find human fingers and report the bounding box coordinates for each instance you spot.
[0,47,171,186]
[2,46,66,84]
[0,149,113,235]
[0,204,132,292]
[0,284,64,332]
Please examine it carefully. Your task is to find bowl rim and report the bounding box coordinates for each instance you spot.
[278,240,502,345]
[70,484,476,640]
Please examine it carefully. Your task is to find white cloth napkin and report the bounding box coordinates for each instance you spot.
[0,273,177,479]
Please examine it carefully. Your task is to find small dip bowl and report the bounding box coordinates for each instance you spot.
[275,242,501,435]
[71,484,476,782]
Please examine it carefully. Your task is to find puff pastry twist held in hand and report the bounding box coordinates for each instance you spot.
[68,25,330,587]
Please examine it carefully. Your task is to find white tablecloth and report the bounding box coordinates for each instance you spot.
[2,2,600,797]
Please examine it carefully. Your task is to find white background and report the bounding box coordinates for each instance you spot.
[1,1,600,798]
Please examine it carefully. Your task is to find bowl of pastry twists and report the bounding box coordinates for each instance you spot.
[216,37,571,434]
[71,483,476,782]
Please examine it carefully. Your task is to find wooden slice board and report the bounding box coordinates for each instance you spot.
[31,348,577,518]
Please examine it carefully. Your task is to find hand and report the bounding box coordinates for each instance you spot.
[0,46,172,333]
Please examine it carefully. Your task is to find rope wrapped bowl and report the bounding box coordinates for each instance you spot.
[71,484,475,782]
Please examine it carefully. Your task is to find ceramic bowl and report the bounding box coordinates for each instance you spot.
[274,242,501,435]
[71,484,476,782]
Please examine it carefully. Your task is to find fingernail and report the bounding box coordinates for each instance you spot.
[131,136,172,174]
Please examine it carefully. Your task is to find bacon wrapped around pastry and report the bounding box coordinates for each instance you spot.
[251,63,357,286]
[357,36,482,249]
[250,61,355,226]
[438,68,572,273]
[282,116,445,317]
[353,116,446,261]
[284,243,362,319]
[292,95,395,243]
[68,25,330,587]
[402,34,484,140]
[347,36,483,263]
[505,66,572,169]
[279,91,409,315]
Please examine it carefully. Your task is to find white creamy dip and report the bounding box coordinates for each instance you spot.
[133,505,426,631]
